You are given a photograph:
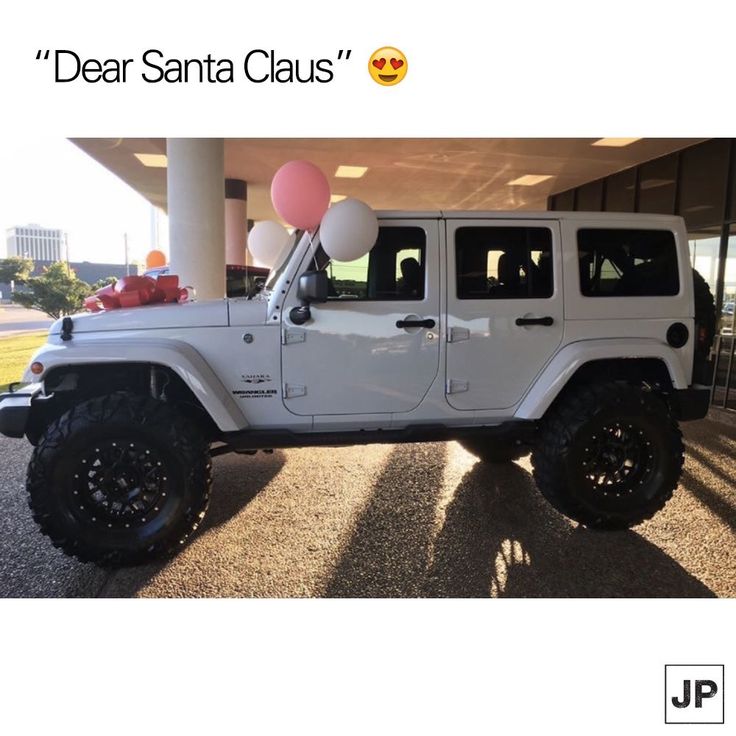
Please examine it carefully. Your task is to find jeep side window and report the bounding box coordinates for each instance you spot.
[321,226,426,301]
[455,226,553,299]
[577,228,680,297]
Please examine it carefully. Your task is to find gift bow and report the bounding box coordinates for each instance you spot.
[84,275,190,312]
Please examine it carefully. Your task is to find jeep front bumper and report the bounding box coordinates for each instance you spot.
[0,385,42,439]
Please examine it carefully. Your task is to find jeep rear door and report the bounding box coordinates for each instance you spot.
[445,218,564,410]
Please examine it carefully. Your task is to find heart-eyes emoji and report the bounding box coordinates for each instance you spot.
[368,47,408,86]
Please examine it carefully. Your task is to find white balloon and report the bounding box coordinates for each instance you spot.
[319,198,378,262]
[247,220,290,268]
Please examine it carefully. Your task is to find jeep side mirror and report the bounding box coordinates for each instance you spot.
[290,270,329,325]
[297,270,329,304]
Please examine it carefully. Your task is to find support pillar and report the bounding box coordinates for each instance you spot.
[225,179,248,266]
[167,138,225,300]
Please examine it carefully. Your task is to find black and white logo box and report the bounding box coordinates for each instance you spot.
[665,665,724,725]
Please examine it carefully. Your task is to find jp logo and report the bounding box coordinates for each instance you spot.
[665,665,724,724]
[671,679,718,708]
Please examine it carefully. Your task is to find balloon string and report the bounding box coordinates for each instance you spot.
[306,229,318,268]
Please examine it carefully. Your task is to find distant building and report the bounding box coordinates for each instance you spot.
[67,261,137,284]
[25,261,135,283]
[6,224,67,263]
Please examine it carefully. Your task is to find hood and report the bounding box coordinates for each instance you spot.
[49,300,232,334]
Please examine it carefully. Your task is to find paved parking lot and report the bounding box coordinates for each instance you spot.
[0,419,734,598]
[0,305,53,336]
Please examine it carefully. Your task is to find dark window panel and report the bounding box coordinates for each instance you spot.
[577,228,680,297]
[576,180,604,211]
[679,139,730,228]
[604,168,637,212]
[456,226,553,300]
[728,142,736,222]
[554,189,575,211]
[637,154,678,214]
[326,226,426,302]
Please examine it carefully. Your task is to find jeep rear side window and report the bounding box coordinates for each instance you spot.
[455,226,553,299]
[326,226,426,300]
[577,228,680,297]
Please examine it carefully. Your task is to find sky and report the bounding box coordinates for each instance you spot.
[0,138,168,264]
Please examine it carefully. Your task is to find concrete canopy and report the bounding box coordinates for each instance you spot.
[71,138,703,222]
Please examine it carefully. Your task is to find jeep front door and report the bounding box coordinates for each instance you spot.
[446,219,564,410]
[281,220,441,418]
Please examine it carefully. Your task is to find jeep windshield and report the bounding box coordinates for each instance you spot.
[263,229,301,292]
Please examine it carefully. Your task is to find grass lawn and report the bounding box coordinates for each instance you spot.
[0,332,47,391]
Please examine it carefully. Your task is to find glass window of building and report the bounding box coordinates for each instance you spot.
[604,168,636,212]
[679,139,730,228]
[688,228,722,298]
[729,147,736,222]
[721,227,736,336]
[712,226,736,410]
[554,189,575,211]
[576,180,604,211]
[637,154,677,214]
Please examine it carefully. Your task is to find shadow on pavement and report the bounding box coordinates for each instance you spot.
[327,444,715,598]
[681,446,736,529]
[326,443,449,597]
[99,451,286,597]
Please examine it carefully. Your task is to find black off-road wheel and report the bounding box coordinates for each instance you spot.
[692,267,716,360]
[27,392,212,566]
[531,381,683,529]
[459,438,528,464]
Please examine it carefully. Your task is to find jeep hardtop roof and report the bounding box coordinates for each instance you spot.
[375,210,685,224]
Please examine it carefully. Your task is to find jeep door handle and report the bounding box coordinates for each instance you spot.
[396,318,436,329]
[515,316,554,326]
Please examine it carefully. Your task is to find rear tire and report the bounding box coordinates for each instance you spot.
[27,391,211,566]
[459,438,528,464]
[692,268,716,380]
[531,381,683,529]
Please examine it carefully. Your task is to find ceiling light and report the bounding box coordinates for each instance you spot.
[335,165,368,178]
[507,174,554,186]
[591,138,641,147]
[134,153,168,167]
[330,194,347,203]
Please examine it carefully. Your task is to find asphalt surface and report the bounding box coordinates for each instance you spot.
[0,305,53,335]
[0,419,734,598]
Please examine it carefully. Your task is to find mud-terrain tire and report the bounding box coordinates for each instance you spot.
[459,438,528,464]
[531,381,683,529]
[27,391,211,566]
[692,267,716,361]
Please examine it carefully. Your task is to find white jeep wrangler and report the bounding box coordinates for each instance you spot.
[0,211,715,566]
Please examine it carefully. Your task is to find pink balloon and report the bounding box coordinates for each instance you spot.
[270,160,331,230]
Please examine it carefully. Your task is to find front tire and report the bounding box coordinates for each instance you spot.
[27,392,212,566]
[531,381,683,529]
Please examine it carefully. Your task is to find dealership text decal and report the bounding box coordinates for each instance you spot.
[34,49,353,84]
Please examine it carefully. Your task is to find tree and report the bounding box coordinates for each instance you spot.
[12,262,91,319]
[91,275,118,291]
[0,257,34,292]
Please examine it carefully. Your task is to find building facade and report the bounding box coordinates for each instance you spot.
[6,224,67,263]
[548,138,736,410]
